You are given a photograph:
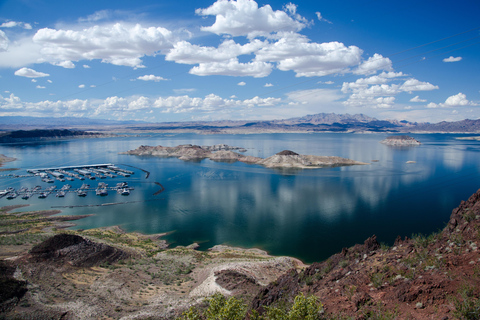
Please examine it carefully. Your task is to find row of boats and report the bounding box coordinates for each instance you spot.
[33,166,134,183]
[0,182,132,200]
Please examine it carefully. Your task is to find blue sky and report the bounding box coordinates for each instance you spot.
[0,0,479,123]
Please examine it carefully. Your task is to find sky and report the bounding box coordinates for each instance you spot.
[0,0,479,123]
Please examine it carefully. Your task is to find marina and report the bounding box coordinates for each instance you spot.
[0,164,135,200]
[0,182,134,200]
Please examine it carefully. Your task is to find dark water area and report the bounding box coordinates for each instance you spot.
[1,133,479,263]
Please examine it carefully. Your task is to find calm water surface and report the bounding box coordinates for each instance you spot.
[1,133,479,263]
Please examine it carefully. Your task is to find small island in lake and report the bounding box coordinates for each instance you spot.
[122,144,368,169]
[380,135,421,146]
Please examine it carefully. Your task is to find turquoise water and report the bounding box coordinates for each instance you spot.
[1,133,479,263]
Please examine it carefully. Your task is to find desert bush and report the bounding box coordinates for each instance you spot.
[452,284,480,320]
[179,292,324,320]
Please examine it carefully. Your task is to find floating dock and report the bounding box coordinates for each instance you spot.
[1,164,136,201]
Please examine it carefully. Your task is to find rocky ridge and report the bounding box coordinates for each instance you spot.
[123,145,368,169]
[28,233,133,268]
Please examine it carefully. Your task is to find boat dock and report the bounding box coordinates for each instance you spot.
[0,182,134,200]
[0,163,136,200]
[25,164,134,182]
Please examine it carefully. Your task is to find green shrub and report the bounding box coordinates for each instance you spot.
[288,293,323,320]
[370,273,385,288]
[203,293,247,320]
[452,285,480,320]
[178,292,324,320]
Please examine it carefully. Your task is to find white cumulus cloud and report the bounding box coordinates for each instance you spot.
[0,21,32,29]
[400,79,439,93]
[443,56,462,63]
[0,92,283,119]
[137,75,168,82]
[410,96,426,102]
[425,93,476,109]
[196,0,307,38]
[354,53,392,75]
[0,30,9,52]
[444,93,475,106]
[166,39,266,64]
[14,67,50,78]
[190,59,273,77]
[342,76,438,109]
[256,33,362,77]
[54,60,75,68]
[32,23,174,68]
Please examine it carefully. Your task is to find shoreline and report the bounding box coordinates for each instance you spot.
[0,203,305,263]
[0,203,304,318]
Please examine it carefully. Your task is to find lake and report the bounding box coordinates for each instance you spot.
[1,133,479,263]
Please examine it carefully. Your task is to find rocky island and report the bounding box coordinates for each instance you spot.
[122,144,368,169]
[380,135,421,146]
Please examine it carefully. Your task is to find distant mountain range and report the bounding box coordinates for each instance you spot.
[1,114,480,133]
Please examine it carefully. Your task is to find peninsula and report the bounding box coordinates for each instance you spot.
[0,154,15,165]
[0,129,111,143]
[122,144,368,169]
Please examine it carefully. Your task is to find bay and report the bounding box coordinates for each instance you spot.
[0,133,479,263]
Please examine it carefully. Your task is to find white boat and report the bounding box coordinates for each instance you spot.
[77,190,87,197]
[96,188,108,196]
[6,192,17,199]
[22,192,31,200]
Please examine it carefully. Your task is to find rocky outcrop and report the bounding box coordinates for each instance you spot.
[257,151,367,169]
[202,144,247,152]
[29,233,132,268]
[123,145,367,169]
[0,260,27,313]
[215,270,261,296]
[251,269,300,314]
[122,144,245,161]
[380,135,421,146]
[209,150,258,162]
